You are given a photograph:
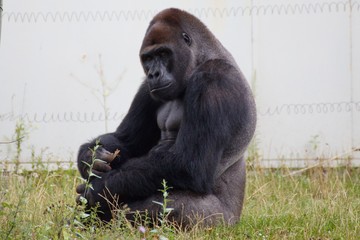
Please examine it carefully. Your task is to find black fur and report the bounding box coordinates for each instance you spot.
[76,8,256,226]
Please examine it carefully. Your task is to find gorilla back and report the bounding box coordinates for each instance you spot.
[76,8,256,227]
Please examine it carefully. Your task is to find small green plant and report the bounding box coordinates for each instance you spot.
[78,140,105,199]
[147,179,175,239]
[75,140,106,229]
[152,179,174,226]
[13,120,27,173]
[30,147,48,171]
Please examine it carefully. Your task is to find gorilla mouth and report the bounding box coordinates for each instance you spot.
[150,83,172,93]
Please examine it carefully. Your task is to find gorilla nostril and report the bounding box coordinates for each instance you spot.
[148,71,160,80]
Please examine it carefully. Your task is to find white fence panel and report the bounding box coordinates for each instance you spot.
[0,0,359,169]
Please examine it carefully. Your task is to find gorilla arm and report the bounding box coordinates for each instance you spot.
[76,83,161,179]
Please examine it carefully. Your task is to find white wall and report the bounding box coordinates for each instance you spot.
[0,0,359,168]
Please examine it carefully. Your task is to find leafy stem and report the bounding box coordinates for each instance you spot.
[153,179,173,225]
[78,140,105,203]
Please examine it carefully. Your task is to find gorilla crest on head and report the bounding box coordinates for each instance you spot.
[76,8,256,228]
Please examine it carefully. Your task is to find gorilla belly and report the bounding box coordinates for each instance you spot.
[157,99,183,142]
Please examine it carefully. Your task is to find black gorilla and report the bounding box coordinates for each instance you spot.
[76,8,256,227]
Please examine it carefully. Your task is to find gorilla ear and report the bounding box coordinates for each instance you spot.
[182,32,192,46]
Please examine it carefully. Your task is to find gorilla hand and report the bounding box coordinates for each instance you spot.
[75,176,106,207]
[78,145,120,179]
[75,176,112,221]
[76,181,96,207]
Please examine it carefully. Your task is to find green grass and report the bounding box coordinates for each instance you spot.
[0,167,359,239]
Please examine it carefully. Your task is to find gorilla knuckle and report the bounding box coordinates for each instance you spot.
[76,184,86,194]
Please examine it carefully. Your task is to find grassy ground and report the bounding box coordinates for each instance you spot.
[0,166,359,239]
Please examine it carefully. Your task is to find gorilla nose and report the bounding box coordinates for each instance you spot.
[148,70,161,80]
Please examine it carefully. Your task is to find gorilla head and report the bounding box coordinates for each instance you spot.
[139,9,232,101]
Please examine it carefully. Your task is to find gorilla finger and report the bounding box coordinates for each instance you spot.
[76,194,82,204]
[93,161,112,172]
[97,148,116,163]
[84,149,93,158]
[76,183,86,194]
[78,150,93,167]
[76,194,89,205]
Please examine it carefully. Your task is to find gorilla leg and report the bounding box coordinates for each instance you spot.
[126,159,246,227]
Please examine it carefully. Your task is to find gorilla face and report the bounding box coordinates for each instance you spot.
[140,22,193,101]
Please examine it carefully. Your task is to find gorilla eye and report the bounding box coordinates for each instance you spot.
[142,55,152,63]
[159,51,168,58]
[182,32,192,46]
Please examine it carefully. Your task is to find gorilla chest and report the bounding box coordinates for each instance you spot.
[157,100,183,141]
